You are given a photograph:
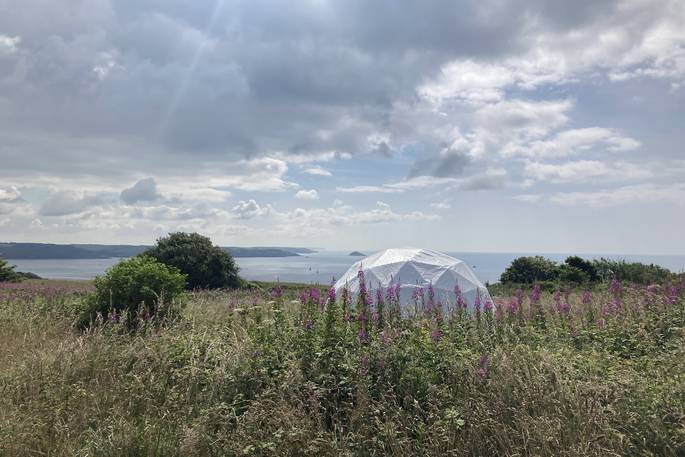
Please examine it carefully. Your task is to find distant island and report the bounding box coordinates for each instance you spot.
[349,251,365,256]
[0,242,316,259]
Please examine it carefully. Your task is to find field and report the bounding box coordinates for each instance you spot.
[1,278,684,456]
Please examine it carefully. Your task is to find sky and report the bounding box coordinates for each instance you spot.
[1,0,684,254]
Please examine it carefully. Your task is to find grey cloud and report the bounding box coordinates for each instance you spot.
[121,178,162,204]
[39,191,110,216]
[409,149,471,178]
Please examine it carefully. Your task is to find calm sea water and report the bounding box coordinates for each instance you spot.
[7,251,685,284]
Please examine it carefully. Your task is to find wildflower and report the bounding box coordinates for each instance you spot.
[360,355,369,372]
[270,282,283,300]
[357,327,367,344]
[430,328,441,343]
[529,284,541,305]
[484,300,493,313]
[506,297,518,316]
[581,290,593,305]
[303,318,313,332]
[609,279,622,296]
[426,282,435,313]
[108,310,118,323]
[454,283,467,309]
[474,292,481,314]
[377,358,386,372]
[477,354,488,378]
[327,286,336,304]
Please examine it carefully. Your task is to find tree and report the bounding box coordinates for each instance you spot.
[556,264,589,285]
[500,256,558,284]
[0,257,19,282]
[564,256,598,282]
[142,232,242,289]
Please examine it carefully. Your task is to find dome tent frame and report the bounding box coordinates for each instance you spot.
[334,248,493,312]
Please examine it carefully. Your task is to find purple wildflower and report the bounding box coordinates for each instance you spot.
[327,286,336,304]
[303,319,313,332]
[484,300,493,313]
[581,290,593,305]
[529,284,541,305]
[430,328,441,343]
[477,354,488,378]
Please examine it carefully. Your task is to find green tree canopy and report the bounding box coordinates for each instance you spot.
[0,257,19,282]
[500,256,558,284]
[142,232,242,290]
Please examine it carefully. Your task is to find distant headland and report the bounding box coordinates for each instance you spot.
[0,242,316,259]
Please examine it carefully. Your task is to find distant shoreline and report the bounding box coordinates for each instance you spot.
[0,242,316,259]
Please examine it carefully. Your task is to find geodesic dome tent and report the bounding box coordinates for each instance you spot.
[334,248,492,312]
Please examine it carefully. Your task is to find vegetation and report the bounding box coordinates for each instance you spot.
[501,254,674,286]
[0,257,19,282]
[1,274,684,456]
[142,232,242,290]
[88,256,186,326]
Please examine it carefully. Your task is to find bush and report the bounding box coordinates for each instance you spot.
[593,258,672,284]
[556,264,589,284]
[500,256,558,284]
[0,257,19,282]
[565,255,598,281]
[142,232,242,290]
[90,256,186,324]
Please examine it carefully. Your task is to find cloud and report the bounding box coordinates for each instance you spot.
[302,166,332,177]
[0,186,24,215]
[430,200,451,210]
[295,189,319,200]
[39,191,110,216]
[0,34,20,54]
[121,178,162,204]
[524,160,651,183]
[231,199,272,219]
[505,128,641,158]
[549,183,685,207]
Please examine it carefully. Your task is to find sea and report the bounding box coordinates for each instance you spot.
[7,251,685,285]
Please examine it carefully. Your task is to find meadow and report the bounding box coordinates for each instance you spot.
[1,276,684,456]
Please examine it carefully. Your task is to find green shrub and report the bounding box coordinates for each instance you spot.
[0,257,20,282]
[500,256,558,284]
[142,232,242,290]
[556,264,589,285]
[90,256,186,324]
[565,255,598,281]
[593,258,672,284]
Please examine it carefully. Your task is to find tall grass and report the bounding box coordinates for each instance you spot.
[1,278,684,456]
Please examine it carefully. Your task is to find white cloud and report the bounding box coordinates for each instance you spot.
[202,158,298,192]
[231,199,272,219]
[505,128,641,158]
[302,166,332,177]
[549,183,685,207]
[295,189,319,200]
[512,194,543,203]
[524,160,651,183]
[430,201,451,210]
[0,186,24,215]
[0,35,20,55]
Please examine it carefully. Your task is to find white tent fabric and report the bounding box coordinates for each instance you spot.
[334,248,492,311]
